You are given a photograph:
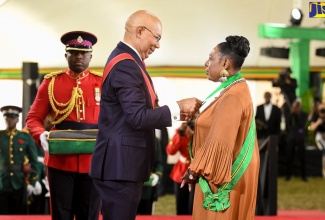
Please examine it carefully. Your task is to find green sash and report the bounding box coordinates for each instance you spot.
[199,118,255,211]
[189,72,256,211]
[202,73,243,105]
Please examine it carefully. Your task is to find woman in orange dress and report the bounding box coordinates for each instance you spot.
[181,35,260,220]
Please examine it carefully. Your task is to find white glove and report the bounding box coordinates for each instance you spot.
[151,173,159,187]
[42,177,50,197]
[26,184,34,196]
[40,131,49,152]
[33,181,42,195]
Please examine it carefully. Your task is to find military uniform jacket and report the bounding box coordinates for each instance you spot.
[166,129,191,184]
[26,69,102,173]
[0,129,39,191]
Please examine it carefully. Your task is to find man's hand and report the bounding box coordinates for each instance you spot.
[177,98,202,121]
[255,119,266,130]
[151,173,159,187]
[33,181,42,195]
[42,177,50,197]
[26,184,34,196]
[40,131,49,152]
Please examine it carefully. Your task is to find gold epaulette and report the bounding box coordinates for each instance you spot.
[89,70,103,77]
[20,129,30,134]
[44,70,65,79]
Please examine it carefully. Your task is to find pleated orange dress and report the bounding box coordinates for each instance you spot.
[189,80,260,220]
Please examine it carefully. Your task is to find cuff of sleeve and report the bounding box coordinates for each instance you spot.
[168,102,181,121]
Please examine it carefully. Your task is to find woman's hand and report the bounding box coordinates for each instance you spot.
[180,168,198,192]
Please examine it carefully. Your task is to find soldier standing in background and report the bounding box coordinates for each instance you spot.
[26,31,102,220]
[0,105,40,214]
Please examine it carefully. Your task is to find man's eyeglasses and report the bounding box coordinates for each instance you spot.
[143,26,161,42]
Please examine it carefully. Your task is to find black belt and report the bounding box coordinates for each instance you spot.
[55,121,98,130]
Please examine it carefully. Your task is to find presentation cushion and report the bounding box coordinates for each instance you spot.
[47,129,98,155]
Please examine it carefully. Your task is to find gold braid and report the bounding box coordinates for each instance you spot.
[48,76,83,124]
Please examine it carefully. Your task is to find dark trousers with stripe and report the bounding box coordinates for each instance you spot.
[0,187,26,214]
[48,167,101,220]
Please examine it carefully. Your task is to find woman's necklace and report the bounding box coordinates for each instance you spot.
[202,72,244,106]
[223,78,245,91]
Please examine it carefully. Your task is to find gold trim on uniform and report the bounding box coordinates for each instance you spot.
[44,70,65,79]
[65,47,92,52]
[45,69,102,124]
[89,70,103,77]
[48,75,85,124]
[67,71,89,79]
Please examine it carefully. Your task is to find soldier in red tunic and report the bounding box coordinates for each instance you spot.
[26,31,102,220]
[166,121,195,215]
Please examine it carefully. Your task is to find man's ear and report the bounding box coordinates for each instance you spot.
[135,26,145,39]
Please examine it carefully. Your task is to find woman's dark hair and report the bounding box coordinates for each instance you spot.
[218,35,250,70]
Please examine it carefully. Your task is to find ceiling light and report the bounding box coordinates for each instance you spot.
[290,8,303,26]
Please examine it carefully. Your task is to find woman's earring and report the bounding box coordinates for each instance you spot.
[219,69,229,82]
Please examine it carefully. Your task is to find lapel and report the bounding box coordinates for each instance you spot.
[259,105,266,121]
[114,42,155,107]
[117,42,147,72]
[269,105,276,121]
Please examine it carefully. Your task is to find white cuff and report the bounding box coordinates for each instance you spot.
[168,102,182,121]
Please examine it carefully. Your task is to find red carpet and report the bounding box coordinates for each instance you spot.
[1,210,325,220]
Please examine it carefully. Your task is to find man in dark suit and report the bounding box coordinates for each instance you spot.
[272,67,297,107]
[89,10,202,220]
[285,99,308,182]
[272,67,298,118]
[255,91,282,143]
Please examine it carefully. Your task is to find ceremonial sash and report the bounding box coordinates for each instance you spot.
[102,53,156,108]
[198,118,256,211]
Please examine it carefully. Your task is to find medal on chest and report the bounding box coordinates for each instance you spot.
[94,86,101,104]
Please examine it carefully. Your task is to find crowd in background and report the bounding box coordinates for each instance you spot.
[256,67,325,183]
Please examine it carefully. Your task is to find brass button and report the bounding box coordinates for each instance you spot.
[10,161,14,164]
[10,172,13,176]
